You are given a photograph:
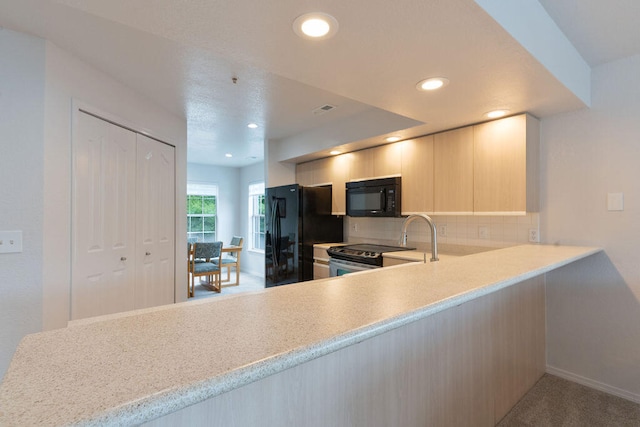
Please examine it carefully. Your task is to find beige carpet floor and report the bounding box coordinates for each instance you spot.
[498,374,640,426]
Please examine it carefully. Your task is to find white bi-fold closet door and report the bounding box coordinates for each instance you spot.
[72,110,175,320]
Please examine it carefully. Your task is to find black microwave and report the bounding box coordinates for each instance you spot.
[346,177,402,217]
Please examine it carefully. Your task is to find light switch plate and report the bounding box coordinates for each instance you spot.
[0,230,23,254]
[607,193,624,211]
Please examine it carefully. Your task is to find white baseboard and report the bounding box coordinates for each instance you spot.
[546,365,640,404]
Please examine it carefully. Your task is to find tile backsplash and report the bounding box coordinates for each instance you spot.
[344,213,540,250]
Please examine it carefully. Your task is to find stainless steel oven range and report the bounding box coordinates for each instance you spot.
[327,244,415,277]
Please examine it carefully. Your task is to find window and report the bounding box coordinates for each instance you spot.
[187,183,218,242]
[249,182,265,251]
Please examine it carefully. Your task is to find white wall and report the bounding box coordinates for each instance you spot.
[43,41,188,331]
[0,29,45,381]
[240,162,266,276]
[0,28,188,378]
[541,54,640,402]
[187,163,240,245]
[265,138,296,187]
[188,162,266,278]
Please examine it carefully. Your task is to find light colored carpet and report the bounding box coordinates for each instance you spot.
[497,374,640,426]
[190,271,265,300]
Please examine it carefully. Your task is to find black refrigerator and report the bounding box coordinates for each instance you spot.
[265,184,343,287]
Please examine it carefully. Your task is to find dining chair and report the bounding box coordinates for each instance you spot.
[217,236,243,287]
[188,241,223,297]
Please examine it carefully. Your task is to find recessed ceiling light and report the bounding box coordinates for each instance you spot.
[247,123,258,129]
[225,153,233,158]
[293,12,339,40]
[329,150,341,155]
[416,77,449,91]
[386,136,401,143]
[486,110,509,119]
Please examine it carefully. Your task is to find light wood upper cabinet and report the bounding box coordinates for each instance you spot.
[296,113,539,217]
[473,114,539,214]
[401,135,434,214]
[372,143,402,178]
[315,154,350,215]
[295,154,350,215]
[434,127,474,214]
[349,144,401,181]
[295,161,314,186]
[348,149,373,181]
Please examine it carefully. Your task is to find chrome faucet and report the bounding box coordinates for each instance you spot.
[400,214,439,262]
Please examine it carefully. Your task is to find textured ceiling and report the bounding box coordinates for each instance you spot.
[1,0,638,167]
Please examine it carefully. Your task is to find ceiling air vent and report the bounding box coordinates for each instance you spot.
[312,104,337,115]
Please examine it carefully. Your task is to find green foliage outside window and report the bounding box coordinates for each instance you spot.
[187,194,217,242]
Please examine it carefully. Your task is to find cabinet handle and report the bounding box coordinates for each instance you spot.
[145,252,151,256]
[120,257,127,261]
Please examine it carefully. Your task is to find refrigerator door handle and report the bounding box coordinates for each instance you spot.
[270,198,280,268]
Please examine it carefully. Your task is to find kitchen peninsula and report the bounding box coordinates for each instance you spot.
[0,245,599,426]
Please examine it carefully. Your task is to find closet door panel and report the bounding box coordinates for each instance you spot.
[135,134,176,309]
[72,112,136,320]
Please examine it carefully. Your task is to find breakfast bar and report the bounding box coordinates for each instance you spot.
[0,245,600,426]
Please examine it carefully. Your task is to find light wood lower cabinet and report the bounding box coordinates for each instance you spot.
[313,262,330,280]
[147,276,545,426]
[313,245,331,279]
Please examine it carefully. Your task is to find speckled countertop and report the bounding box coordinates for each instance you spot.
[383,250,461,262]
[0,245,600,426]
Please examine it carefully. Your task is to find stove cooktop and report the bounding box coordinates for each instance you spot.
[327,244,416,266]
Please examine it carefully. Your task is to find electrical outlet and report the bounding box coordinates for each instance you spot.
[0,230,23,254]
[528,228,540,243]
[479,226,489,239]
[438,224,447,237]
[351,222,358,232]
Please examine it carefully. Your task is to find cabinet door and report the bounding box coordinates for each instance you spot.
[327,154,350,215]
[311,157,332,185]
[401,135,434,214]
[296,156,350,215]
[434,127,474,214]
[313,262,330,280]
[295,162,314,186]
[349,149,373,181]
[72,112,137,320]
[372,143,401,178]
[135,134,176,309]
[473,114,538,214]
